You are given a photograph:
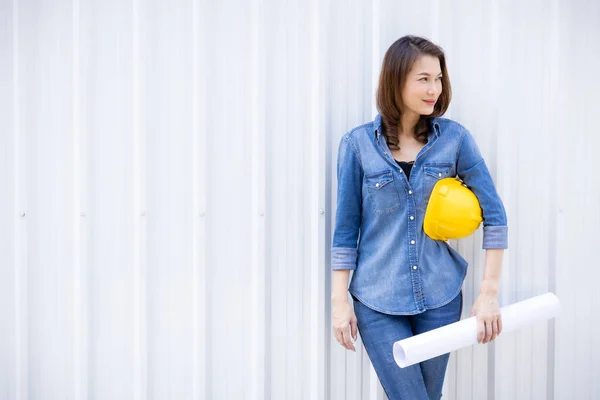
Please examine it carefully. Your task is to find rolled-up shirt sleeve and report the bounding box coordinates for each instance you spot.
[456,129,509,249]
[331,134,363,270]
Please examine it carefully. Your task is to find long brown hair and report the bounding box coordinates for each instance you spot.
[376,35,452,150]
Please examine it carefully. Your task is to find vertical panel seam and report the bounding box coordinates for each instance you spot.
[546,1,560,399]
[132,0,147,398]
[196,0,208,398]
[13,0,28,398]
[308,0,326,398]
[72,0,88,397]
[249,0,267,394]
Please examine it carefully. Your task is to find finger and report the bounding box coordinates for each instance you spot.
[338,324,350,349]
[333,327,343,346]
[491,319,499,341]
[335,324,347,349]
[351,319,358,342]
[341,326,356,352]
[484,320,493,343]
[477,316,485,343]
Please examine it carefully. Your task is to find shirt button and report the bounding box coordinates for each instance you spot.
[413,266,418,270]
[409,216,414,220]
[411,240,415,245]
[408,190,413,195]
[375,183,380,188]
[438,173,442,177]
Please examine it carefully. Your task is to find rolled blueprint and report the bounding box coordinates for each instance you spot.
[393,292,560,368]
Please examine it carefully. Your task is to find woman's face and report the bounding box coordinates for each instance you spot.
[401,55,443,118]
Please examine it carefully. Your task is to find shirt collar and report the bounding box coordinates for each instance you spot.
[373,114,440,140]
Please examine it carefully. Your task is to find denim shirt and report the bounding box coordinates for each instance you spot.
[331,114,508,315]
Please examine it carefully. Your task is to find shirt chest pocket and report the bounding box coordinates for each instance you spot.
[364,170,401,215]
[423,163,454,203]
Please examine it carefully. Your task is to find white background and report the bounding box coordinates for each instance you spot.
[1,0,599,399]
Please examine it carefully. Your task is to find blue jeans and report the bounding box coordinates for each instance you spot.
[352,291,463,400]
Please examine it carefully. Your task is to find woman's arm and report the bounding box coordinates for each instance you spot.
[471,249,504,343]
[332,269,351,302]
[332,270,357,351]
[331,134,363,351]
[455,128,508,344]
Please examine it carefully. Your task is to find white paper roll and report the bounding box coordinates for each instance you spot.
[393,292,561,368]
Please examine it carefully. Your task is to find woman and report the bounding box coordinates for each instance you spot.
[331,35,508,399]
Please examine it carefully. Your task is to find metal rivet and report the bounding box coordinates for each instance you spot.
[409,216,414,220]
[411,240,415,245]
[413,266,418,270]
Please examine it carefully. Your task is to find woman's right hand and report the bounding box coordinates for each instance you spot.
[332,297,358,352]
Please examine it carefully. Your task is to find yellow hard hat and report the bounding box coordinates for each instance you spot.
[424,178,483,241]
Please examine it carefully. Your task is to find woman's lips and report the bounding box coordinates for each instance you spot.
[423,100,436,106]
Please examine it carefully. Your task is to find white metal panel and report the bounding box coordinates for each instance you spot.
[2,0,600,399]
[81,0,137,397]
[14,1,77,399]
[0,2,18,399]
[554,1,600,399]
[203,1,257,398]
[196,1,208,400]
[249,0,267,399]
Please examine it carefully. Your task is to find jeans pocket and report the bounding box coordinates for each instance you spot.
[364,170,401,215]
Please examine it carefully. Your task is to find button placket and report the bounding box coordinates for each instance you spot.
[406,184,424,311]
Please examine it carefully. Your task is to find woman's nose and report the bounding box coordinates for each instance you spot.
[428,83,438,95]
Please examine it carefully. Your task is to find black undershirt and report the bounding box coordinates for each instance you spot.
[395,160,414,178]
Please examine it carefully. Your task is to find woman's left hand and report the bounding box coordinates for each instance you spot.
[470,294,502,344]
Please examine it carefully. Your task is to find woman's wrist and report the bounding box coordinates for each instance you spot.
[332,270,351,303]
[332,292,350,303]
[479,278,499,296]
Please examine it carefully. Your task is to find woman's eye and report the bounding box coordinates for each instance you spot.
[420,78,428,81]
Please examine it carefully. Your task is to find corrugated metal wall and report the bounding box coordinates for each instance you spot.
[1,0,600,399]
